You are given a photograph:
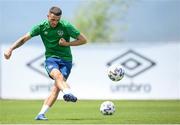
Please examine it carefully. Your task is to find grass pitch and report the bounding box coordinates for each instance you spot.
[0,100,180,124]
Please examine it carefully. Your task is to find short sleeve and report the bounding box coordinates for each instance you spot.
[30,24,41,37]
[66,22,80,39]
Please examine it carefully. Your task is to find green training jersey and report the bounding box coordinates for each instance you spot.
[30,19,80,61]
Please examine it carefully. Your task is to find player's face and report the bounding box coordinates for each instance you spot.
[47,13,61,28]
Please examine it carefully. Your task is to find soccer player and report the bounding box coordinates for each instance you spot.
[4,6,87,120]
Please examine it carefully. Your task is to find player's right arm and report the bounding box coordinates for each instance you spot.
[4,33,31,60]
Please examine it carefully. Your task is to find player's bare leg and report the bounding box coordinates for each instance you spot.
[49,69,77,102]
[35,69,77,120]
[44,83,60,107]
[35,84,60,120]
[50,69,70,90]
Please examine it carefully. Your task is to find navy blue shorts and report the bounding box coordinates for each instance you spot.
[45,57,72,80]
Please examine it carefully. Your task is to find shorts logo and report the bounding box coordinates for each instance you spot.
[47,65,53,70]
[57,30,64,36]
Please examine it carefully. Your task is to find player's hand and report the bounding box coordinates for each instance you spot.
[59,38,70,46]
[4,48,13,60]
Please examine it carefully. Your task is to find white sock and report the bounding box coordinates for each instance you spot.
[38,105,50,115]
[63,88,71,94]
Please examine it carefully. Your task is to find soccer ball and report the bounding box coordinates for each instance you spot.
[100,101,115,115]
[107,64,125,81]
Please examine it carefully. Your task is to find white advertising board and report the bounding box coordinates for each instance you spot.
[1,43,180,99]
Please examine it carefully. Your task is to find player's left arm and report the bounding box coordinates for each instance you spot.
[59,33,87,46]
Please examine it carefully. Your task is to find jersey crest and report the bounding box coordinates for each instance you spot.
[57,30,64,36]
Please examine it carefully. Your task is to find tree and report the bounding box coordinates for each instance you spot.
[73,0,133,43]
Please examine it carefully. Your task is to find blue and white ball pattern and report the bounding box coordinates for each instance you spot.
[108,64,125,81]
[100,101,115,115]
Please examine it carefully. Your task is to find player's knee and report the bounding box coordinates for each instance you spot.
[54,73,63,81]
[50,69,63,80]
